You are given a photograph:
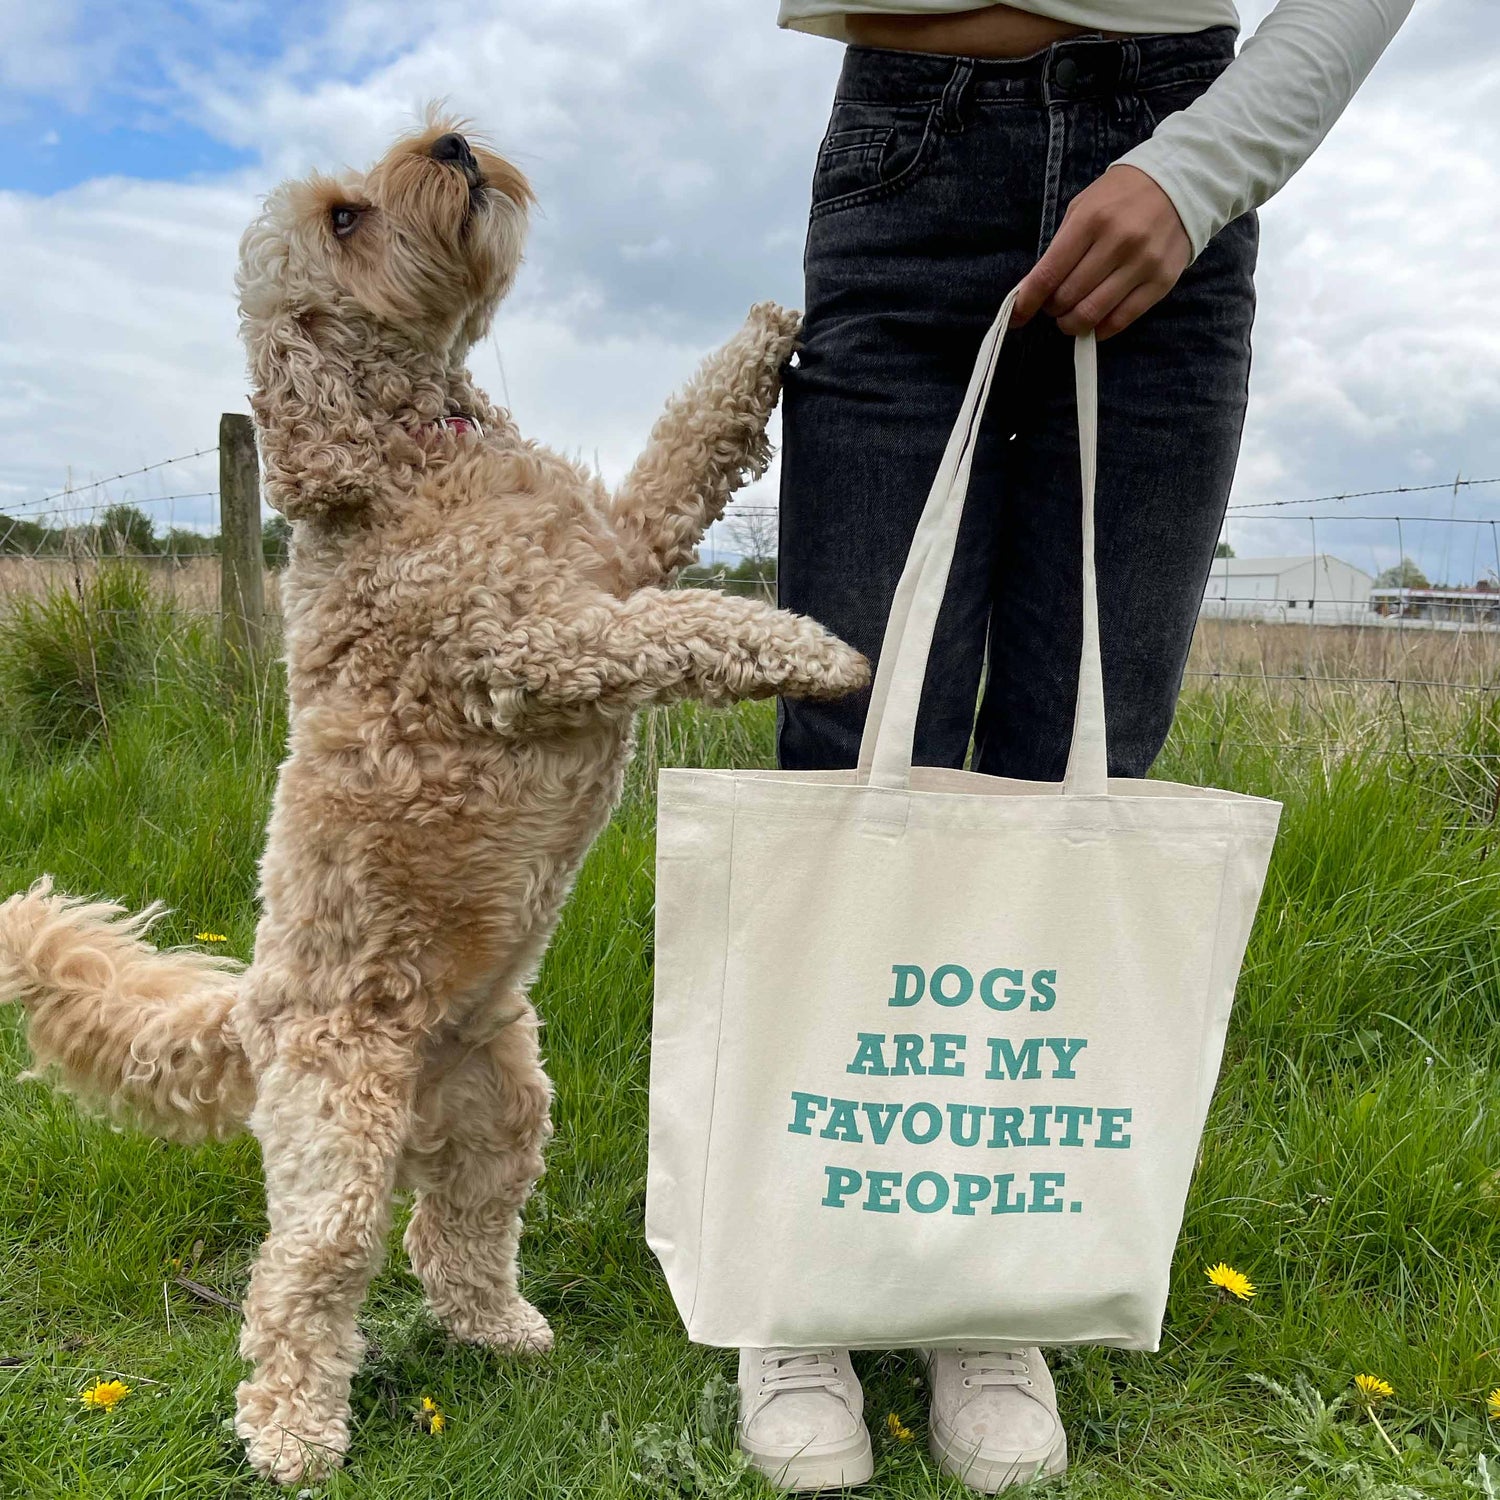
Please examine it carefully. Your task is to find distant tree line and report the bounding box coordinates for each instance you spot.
[1374,557,1430,590]
[0,503,293,570]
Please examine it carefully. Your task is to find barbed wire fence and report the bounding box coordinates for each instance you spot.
[1191,480,1500,774]
[0,416,266,656]
[6,429,1500,768]
[703,485,1500,773]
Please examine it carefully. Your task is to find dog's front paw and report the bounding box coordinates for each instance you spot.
[745,300,803,370]
[235,1380,350,1486]
[443,1295,555,1355]
[782,632,871,702]
[827,641,872,698]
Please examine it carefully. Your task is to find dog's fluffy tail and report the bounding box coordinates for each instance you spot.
[0,878,254,1141]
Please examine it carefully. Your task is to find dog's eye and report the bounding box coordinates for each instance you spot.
[330,205,363,238]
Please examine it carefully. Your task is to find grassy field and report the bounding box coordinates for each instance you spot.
[3,566,1500,1498]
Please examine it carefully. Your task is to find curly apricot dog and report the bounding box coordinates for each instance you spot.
[0,119,866,1483]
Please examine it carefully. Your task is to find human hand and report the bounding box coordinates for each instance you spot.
[1012,165,1192,339]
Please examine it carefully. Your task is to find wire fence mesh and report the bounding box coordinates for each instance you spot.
[6,441,1500,769]
[0,441,282,621]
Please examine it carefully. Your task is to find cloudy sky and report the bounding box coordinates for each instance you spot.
[1,0,1498,585]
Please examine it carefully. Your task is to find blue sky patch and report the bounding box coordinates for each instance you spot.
[0,0,343,193]
[0,115,254,194]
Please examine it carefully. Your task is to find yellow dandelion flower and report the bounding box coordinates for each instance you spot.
[195,932,227,944]
[421,1396,438,1412]
[886,1412,913,1443]
[1354,1374,1394,1403]
[80,1378,131,1411]
[1205,1263,1255,1301]
[428,1412,445,1435]
[1487,1388,1500,1421]
[416,1395,446,1434]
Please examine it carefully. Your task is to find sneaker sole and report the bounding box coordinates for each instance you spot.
[928,1423,1067,1493]
[741,1429,875,1492]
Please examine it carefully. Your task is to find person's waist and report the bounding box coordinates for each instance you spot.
[834,25,1237,105]
[845,7,1121,59]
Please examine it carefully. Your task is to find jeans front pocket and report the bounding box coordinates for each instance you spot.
[1136,69,1225,135]
[811,100,938,219]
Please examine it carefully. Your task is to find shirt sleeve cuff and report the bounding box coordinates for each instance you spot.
[1111,141,1222,264]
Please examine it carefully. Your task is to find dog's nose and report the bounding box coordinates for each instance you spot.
[429,132,477,170]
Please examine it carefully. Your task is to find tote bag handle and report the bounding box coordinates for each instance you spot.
[855,291,1108,797]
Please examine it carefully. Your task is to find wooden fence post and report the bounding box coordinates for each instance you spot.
[219,412,264,660]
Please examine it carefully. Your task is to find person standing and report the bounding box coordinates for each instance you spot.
[743,0,1413,1491]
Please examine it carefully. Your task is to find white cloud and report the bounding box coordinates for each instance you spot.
[0,174,253,519]
[1224,0,1500,574]
[0,2,96,101]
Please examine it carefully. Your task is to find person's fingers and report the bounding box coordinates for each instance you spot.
[1094,279,1171,340]
[1012,213,1088,326]
[1015,167,1191,333]
[1042,238,1123,321]
[1054,267,1143,336]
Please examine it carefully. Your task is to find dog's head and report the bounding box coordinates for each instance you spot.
[237,118,532,520]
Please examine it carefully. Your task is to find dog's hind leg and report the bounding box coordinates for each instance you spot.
[233,1042,416,1486]
[611,301,800,590]
[402,1001,554,1352]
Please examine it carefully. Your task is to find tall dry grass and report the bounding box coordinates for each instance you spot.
[3,552,1496,802]
[1188,616,1500,690]
[6,557,1495,690]
[0,555,283,618]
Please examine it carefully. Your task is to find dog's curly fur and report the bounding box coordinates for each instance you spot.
[0,117,867,1484]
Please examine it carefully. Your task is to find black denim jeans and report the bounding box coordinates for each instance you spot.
[778,28,1257,779]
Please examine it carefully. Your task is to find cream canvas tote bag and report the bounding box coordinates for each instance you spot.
[646,291,1280,1351]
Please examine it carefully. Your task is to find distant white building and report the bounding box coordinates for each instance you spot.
[1200,554,1373,624]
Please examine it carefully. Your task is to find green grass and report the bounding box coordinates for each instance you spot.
[3,574,1500,1497]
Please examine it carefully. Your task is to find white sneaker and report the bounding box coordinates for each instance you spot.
[925,1346,1067,1492]
[737,1346,875,1492]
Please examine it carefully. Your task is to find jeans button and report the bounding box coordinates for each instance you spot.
[1055,57,1080,88]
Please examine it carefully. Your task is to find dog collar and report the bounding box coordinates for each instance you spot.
[430,414,484,438]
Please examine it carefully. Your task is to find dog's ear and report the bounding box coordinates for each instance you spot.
[249,313,387,522]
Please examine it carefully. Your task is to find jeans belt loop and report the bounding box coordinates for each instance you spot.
[939,58,975,134]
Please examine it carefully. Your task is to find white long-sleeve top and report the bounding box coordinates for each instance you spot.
[777,1,1415,257]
